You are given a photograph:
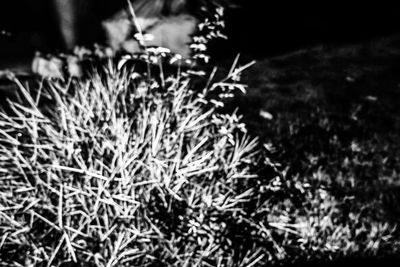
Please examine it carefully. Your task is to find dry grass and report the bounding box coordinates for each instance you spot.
[0,51,275,266]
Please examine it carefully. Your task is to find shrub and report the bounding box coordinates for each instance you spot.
[0,49,280,266]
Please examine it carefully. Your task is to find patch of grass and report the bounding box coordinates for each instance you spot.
[0,52,278,266]
[226,35,400,263]
[1,12,400,267]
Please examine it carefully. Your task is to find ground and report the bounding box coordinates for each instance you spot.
[227,33,400,227]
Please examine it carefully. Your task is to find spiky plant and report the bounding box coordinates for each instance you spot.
[0,50,277,266]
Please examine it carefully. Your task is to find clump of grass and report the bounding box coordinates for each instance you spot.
[2,6,400,266]
[0,4,277,266]
[0,50,277,266]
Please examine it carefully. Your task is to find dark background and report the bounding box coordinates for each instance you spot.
[222,1,400,57]
[0,0,126,67]
[0,0,400,64]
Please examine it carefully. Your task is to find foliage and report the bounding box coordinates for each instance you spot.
[0,46,275,266]
[1,6,400,267]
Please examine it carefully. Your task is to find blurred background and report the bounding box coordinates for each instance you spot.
[0,0,127,70]
[1,0,400,67]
